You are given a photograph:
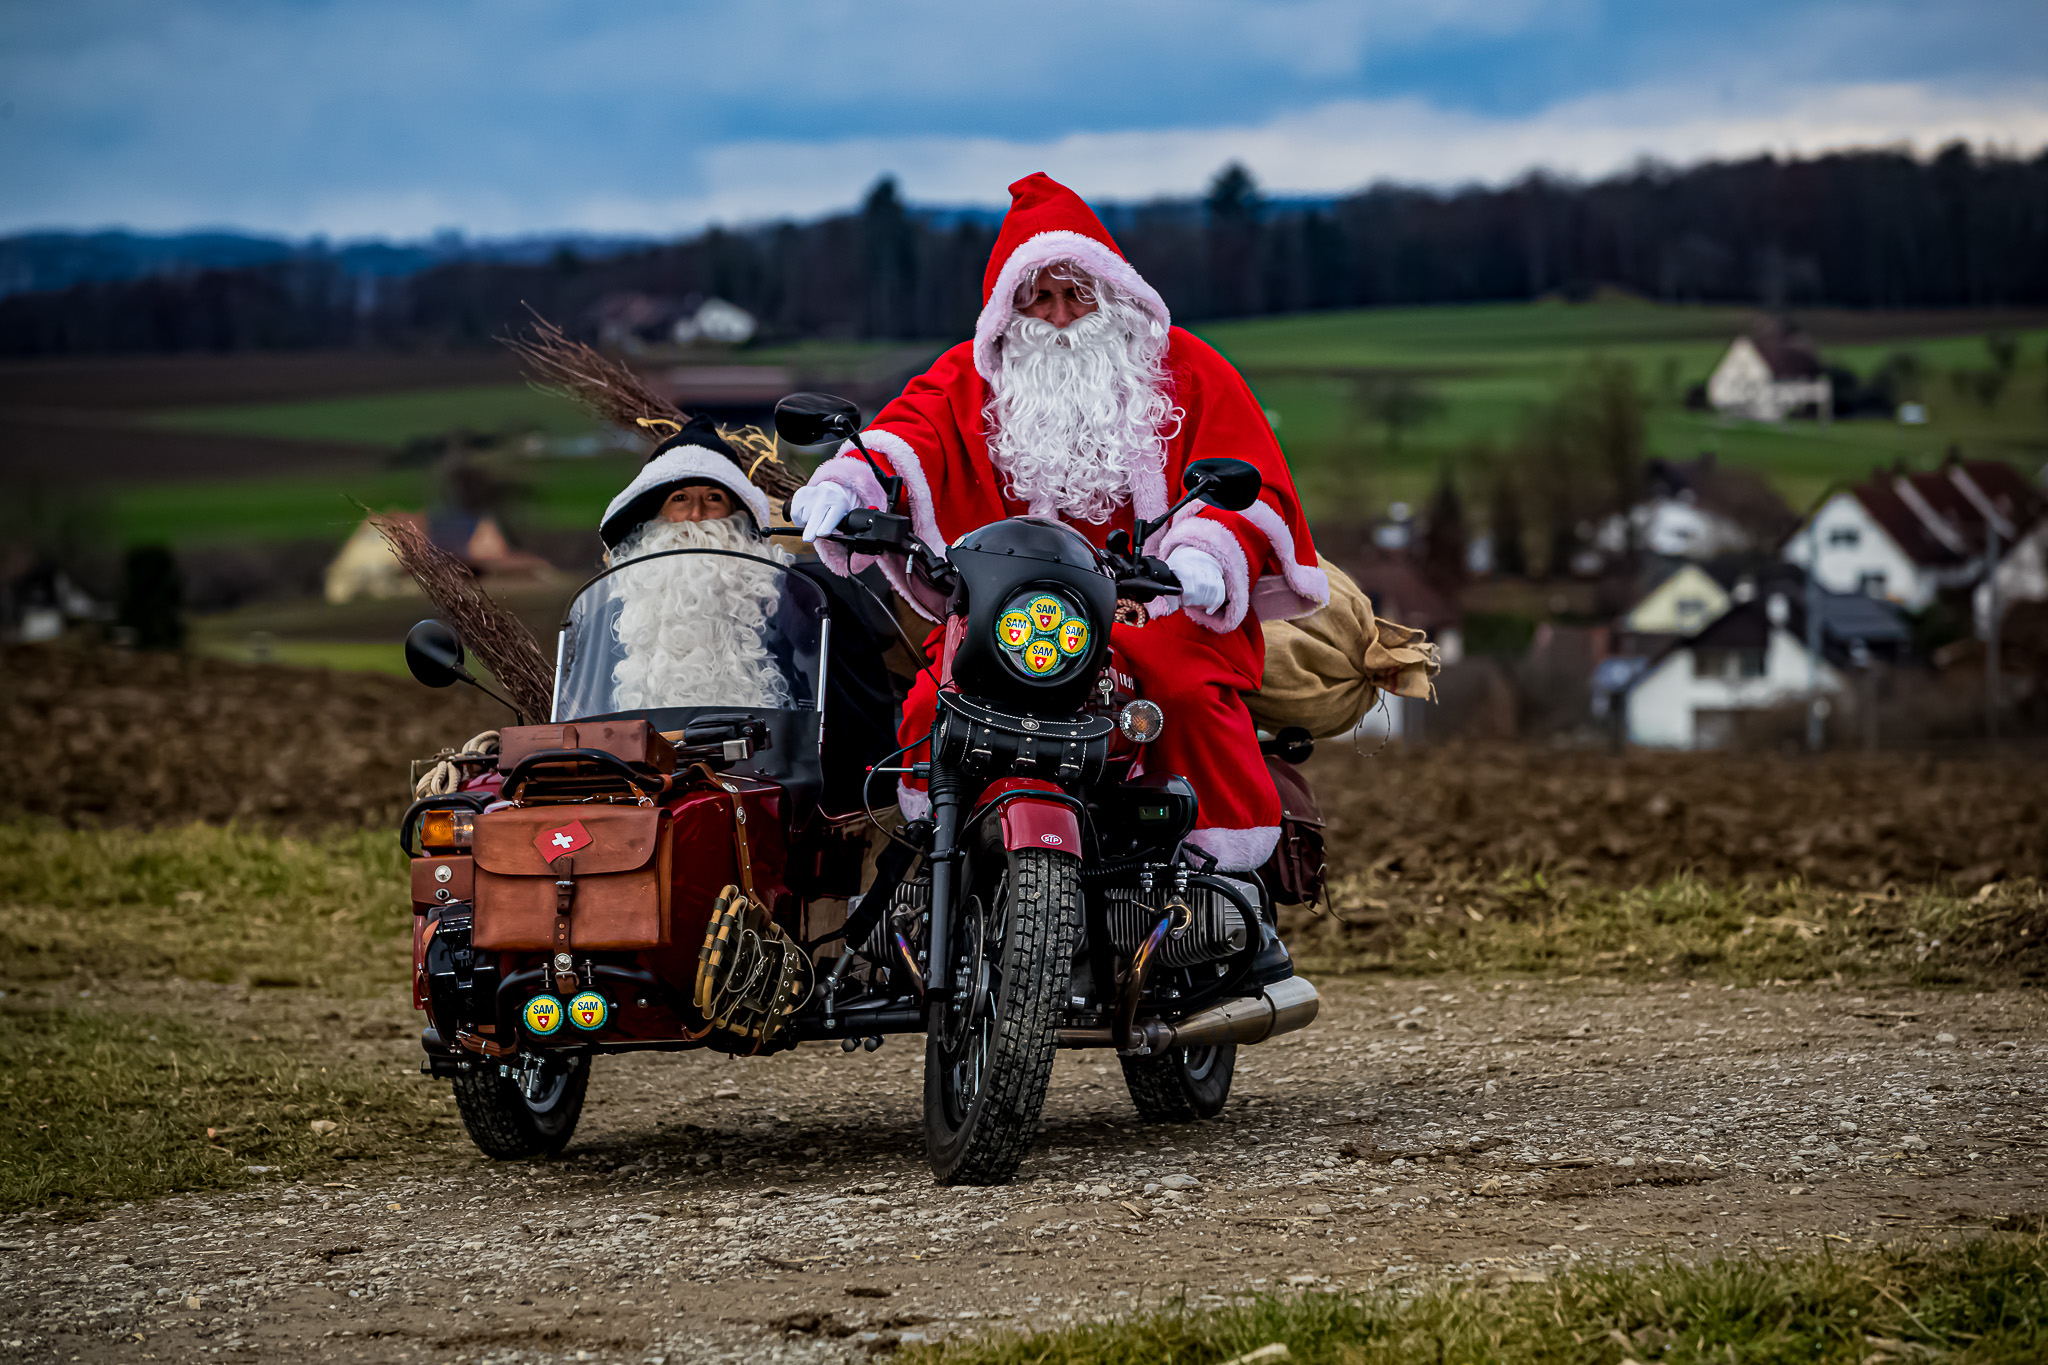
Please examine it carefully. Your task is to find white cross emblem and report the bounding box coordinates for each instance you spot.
[551,832,575,849]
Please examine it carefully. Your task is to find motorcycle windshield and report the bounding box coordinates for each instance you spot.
[552,549,830,791]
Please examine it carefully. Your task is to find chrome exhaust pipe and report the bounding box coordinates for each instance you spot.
[1056,976,1320,1055]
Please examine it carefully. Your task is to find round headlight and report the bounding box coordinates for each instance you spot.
[993,587,1094,683]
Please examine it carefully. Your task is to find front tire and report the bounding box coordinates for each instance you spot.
[451,1054,589,1159]
[1121,1043,1236,1122]
[924,849,1079,1185]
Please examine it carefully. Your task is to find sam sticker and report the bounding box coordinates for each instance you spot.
[567,991,608,1031]
[997,611,1033,648]
[1057,618,1089,655]
[523,995,564,1035]
[1028,595,1064,632]
[1022,639,1059,674]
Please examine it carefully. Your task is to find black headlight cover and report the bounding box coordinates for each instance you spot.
[946,518,1116,711]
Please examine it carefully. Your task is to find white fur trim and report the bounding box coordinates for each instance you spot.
[1238,499,1330,621]
[973,231,1170,383]
[602,442,773,542]
[1186,824,1279,872]
[849,428,946,557]
[1149,513,1252,632]
[896,780,931,820]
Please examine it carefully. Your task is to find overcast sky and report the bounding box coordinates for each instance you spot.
[4,0,2046,239]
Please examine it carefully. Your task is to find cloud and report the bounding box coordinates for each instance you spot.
[477,79,2048,238]
[2,2,2043,236]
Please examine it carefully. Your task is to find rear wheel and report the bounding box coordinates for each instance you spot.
[1121,1043,1236,1122]
[451,1053,589,1159]
[924,849,1079,1185]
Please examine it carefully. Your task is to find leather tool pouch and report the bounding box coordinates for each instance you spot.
[497,720,676,776]
[1260,756,1327,908]
[471,805,673,950]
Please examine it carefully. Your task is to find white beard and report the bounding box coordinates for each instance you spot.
[608,515,795,711]
[984,293,1177,525]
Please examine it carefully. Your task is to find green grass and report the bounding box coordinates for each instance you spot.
[108,452,640,547]
[1193,299,2048,516]
[0,823,411,993]
[1293,873,2047,988]
[0,822,450,1211]
[0,1003,447,1212]
[912,1233,2048,1364]
[146,382,595,448]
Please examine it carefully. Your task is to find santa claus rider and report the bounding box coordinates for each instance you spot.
[790,173,1329,903]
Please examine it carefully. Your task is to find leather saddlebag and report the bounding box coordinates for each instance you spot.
[471,805,673,950]
[1260,756,1327,907]
[497,720,675,775]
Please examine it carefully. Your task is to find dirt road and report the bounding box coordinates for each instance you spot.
[5,975,2043,1363]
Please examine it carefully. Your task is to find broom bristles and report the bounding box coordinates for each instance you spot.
[370,512,556,724]
[505,308,806,509]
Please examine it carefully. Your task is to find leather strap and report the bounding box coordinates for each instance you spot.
[687,762,757,899]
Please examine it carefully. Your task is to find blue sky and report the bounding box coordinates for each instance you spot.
[3,0,2045,238]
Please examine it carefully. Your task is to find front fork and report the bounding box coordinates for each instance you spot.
[923,759,964,1032]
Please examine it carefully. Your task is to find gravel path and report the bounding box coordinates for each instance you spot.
[5,976,2044,1363]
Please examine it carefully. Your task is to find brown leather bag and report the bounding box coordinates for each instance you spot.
[1260,756,1327,908]
[471,805,673,950]
[497,720,676,775]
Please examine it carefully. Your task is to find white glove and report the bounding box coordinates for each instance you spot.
[789,482,856,541]
[1165,546,1228,612]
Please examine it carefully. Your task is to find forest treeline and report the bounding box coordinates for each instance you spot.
[3,142,2046,356]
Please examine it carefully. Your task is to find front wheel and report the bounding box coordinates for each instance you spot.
[1121,1043,1236,1122]
[451,1053,589,1159]
[924,849,1079,1185]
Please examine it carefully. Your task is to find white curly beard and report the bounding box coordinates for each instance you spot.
[608,515,795,711]
[984,291,1177,525]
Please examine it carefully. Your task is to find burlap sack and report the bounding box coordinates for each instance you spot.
[1247,557,1440,739]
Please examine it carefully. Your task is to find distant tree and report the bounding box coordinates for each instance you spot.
[1488,465,1528,578]
[1422,465,1469,587]
[1558,357,1647,563]
[116,546,183,650]
[1350,373,1445,455]
[1204,163,1264,319]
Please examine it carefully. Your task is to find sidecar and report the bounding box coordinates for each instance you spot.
[402,549,896,1158]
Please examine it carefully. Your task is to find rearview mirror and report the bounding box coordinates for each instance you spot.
[773,392,862,448]
[404,619,466,689]
[1184,457,1261,512]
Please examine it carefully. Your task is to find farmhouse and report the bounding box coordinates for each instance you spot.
[324,511,552,604]
[1595,454,1797,560]
[1783,458,2042,611]
[1624,587,1907,749]
[1706,323,1831,422]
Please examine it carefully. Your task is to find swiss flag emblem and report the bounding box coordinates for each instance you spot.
[533,819,593,862]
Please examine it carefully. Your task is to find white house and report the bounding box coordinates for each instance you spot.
[1595,454,1797,561]
[1784,459,2041,612]
[1621,562,1732,640]
[1625,588,1906,749]
[1707,328,1832,422]
[1975,518,2048,638]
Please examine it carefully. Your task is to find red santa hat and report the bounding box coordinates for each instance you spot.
[971,173,1172,382]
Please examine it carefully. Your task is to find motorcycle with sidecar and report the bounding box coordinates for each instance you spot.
[400,393,1322,1184]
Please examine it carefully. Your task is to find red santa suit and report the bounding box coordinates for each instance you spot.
[804,173,1327,870]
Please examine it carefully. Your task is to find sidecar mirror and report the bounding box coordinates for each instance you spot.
[404,619,467,689]
[773,392,862,448]
[1184,457,1262,512]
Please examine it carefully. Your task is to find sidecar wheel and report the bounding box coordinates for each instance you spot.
[451,1054,589,1160]
[924,849,1079,1185]
[1121,1043,1236,1122]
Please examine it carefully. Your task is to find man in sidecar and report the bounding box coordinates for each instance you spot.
[593,414,897,806]
[790,172,1327,879]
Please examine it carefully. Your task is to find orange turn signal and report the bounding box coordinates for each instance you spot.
[419,809,476,850]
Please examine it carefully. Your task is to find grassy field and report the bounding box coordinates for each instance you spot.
[145,380,595,448]
[911,1230,2048,1364]
[1195,298,2048,515]
[106,450,642,547]
[0,823,450,1211]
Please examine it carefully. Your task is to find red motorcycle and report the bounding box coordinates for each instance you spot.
[401,392,1320,1184]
